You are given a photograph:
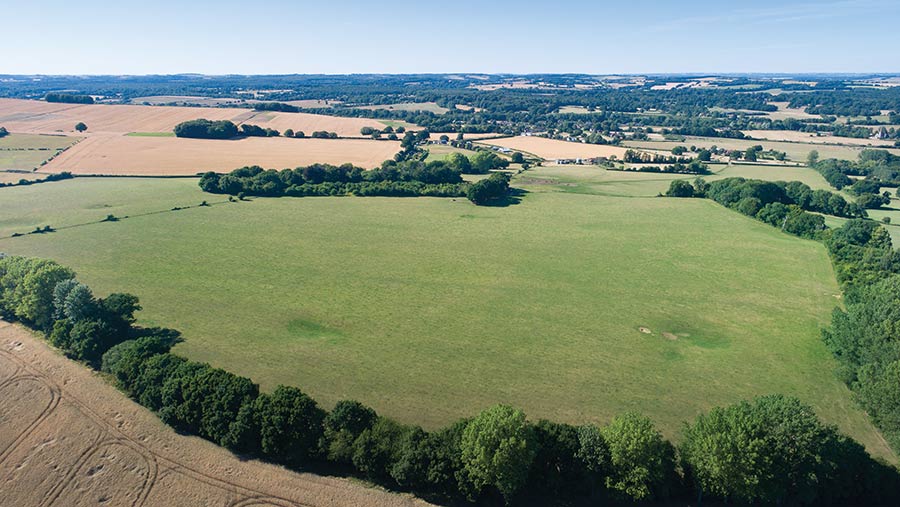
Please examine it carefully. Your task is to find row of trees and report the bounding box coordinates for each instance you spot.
[198,155,514,205]
[821,219,900,454]
[623,149,692,165]
[813,150,900,190]
[1,255,897,505]
[44,92,94,104]
[0,171,73,189]
[612,160,710,175]
[667,177,866,229]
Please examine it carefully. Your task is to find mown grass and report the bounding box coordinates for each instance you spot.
[0,177,892,460]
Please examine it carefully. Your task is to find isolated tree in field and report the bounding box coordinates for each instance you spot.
[460,404,536,502]
[467,172,510,205]
[601,412,675,501]
[0,126,8,138]
[665,179,694,198]
[807,150,819,167]
[75,122,87,132]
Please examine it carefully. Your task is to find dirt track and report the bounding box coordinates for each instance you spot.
[0,321,435,507]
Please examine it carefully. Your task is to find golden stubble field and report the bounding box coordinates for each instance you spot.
[43,135,402,175]
[0,99,403,175]
[0,321,433,507]
[0,98,386,137]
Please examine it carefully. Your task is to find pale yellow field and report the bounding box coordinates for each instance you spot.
[474,136,628,160]
[43,136,401,175]
[0,98,386,138]
[742,129,894,147]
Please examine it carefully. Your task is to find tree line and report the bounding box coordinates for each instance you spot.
[44,92,94,104]
[666,177,866,238]
[198,149,513,205]
[611,160,710,175]
[1,255,897,506]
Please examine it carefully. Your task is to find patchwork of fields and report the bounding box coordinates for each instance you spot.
[0,176,891,461]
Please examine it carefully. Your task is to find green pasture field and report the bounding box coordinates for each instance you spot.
[0,134,78,170]
[425,144,477,162]
[0,176,892,461]
[625,136,869,162]
[516,163,833,198]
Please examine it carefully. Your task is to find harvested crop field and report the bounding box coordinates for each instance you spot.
[0,321,432,507]
[0,98,386,138]
[474,136,628,160]
[42,135,401,175]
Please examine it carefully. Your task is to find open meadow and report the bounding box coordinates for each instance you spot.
[474,136,628,160]
[0,176,891,461]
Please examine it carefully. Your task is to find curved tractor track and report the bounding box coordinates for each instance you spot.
[0,321,434,507]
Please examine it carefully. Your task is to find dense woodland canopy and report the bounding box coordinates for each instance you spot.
[2,255,898,506]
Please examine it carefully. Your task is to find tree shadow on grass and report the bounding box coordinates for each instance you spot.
[479,188,528,207]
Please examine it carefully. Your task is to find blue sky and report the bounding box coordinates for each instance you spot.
[4,0,899,74]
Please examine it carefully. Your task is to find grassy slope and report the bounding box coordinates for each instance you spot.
[0,177,891,461]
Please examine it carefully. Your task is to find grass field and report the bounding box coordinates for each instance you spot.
[624,136,870,162]
[0,133,78,171]
[425,144,479,162]
[515,163,833,198]
[0,177,891,461]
